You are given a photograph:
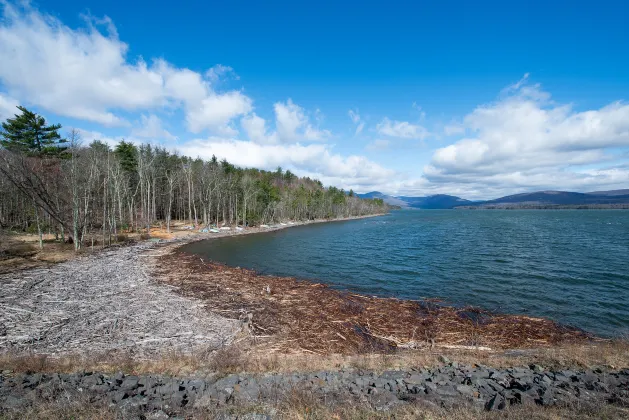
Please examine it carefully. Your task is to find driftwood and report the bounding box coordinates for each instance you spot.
[155,250,592,355]
[0,242,239,357]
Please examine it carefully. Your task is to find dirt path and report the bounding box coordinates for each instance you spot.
[0,241,240,357]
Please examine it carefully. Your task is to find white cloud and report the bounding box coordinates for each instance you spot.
[0,93,19,121]
[366,139,390,151]
[348,109,364,135]
[186,91,252,135]
[178,137,395,190]
[206,64,239,84]
[0,4,252,133]
[241,113,279,145]
[241,100,329,145]
[74,128,127,148]
[376,117,429,140]
[274,99,330,142]
[348,109,360,123]
[422,76,629,198]
[131,114,176,140]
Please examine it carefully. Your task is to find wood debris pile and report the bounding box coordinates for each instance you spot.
[0,242,239,357]
[155,251,592,355]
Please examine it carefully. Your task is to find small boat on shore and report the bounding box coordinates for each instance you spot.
[220,227,231,231]
[260,224,269,228]
[209,228,220,233]
[235,226,244,231]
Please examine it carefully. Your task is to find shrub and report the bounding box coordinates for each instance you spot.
[116,234,128,242]
[139,233,151,240]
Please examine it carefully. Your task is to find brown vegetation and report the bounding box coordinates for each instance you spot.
[2,340,628,378]
[154,247,592,356]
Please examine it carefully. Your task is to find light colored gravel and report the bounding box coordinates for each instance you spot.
[0,241,240,357]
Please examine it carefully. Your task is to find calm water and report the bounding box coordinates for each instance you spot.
[181,210,629,336]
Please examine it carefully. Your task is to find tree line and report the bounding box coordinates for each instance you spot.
[0,107,388,250]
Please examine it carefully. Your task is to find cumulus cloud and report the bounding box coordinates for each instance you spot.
[131,114,176,140]
[422,76,629,198]
[377,117,429,140]
[186,91,252,135]
[177,137,395,190]
[0,3,251,133]
[205,64,239,84]
[274,99,330,142]
[241,99,330,144]
[241,113,279,145]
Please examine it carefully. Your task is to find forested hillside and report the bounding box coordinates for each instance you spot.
[0,107,387,250]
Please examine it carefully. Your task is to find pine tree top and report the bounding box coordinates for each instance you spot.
[1,106,67,157]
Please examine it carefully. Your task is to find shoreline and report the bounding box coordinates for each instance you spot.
[2,212,629,417]
[157,250,592,356]
[161,212,387,244]
[160,213,599,354]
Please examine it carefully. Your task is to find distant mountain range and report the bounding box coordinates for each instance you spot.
[358,190,629,209]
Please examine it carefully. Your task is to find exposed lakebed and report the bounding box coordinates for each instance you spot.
[181,210,629,337]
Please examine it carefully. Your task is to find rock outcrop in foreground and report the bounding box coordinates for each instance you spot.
[1,363,628,417]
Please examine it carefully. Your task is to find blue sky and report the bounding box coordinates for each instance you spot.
[1,0,628,199]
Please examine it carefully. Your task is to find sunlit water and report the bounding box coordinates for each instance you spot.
[181,210,629,336]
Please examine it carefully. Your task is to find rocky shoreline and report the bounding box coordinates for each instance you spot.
[1,361,628,418]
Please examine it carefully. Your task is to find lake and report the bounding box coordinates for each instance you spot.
[180,210,629,337]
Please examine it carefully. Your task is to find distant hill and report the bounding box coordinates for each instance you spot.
[356,191,409,208]
[398,194,472,209]
[358,189,629,209]
[464,190,629,209]
[357,192,471,209]
[587,189,629,196]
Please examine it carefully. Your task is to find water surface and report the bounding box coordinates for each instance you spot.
[181,210,629,336]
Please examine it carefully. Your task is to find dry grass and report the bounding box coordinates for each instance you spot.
[271,401,629,420]
[0,221,197,274]
[1,393,627,420]
[2,340,628,378]
[0,400,115,420]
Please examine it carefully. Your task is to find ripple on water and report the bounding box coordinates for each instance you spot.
[181,210,629,337]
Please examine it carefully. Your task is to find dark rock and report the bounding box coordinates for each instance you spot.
[404,374,425,385]
[111,390,128,403]
[156,381,180,395]
[81,374,103,387]
[433,385,459,398]
[367,389,400,411]
[171,390,187,407]
[121,376,140,391]
[486,393,506,411]
[455,384,476,397]
[530,364,544,373]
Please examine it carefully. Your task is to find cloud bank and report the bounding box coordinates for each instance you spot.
[0,3,628,198]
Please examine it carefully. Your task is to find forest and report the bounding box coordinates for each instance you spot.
[0,107,388,250]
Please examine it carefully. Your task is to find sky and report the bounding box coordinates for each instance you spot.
[0,0,628,199]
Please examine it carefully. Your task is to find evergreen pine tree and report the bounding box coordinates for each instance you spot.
[0,106,66,156]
